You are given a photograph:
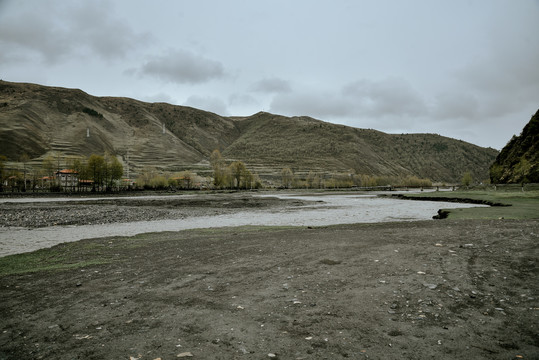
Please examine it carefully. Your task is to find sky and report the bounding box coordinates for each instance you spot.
[1,0,538,150]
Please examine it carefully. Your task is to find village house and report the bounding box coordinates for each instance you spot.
[55,169,78,189]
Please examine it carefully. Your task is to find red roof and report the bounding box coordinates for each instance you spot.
[56,169,78,174]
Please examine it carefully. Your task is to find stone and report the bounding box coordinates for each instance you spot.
[177,352,193,358]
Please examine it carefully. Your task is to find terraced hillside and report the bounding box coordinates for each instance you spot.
[0,80,498,183]
[225,112,498,182]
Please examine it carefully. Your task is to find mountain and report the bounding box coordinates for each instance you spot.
[0,80,498,183]
[489,110,539,184]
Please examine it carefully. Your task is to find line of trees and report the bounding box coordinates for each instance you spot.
[0,152,123,192]
[280,167,433,189]
[210,150,262,189]
[135,167,209,190]
[78,153,124,191]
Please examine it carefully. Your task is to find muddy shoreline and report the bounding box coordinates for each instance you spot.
[390,194,510,207]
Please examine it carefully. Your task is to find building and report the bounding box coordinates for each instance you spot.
[55,169,78,188]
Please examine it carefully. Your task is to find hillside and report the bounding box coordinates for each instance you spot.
[226,112,497,182]
[490,109,539,184]
[0,80,498,183]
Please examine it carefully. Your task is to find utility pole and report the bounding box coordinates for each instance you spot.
[126,149,130,181]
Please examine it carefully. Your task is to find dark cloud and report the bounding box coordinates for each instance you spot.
[250,77,291,93]
[139,50,225,84]
[0,0,150,64]
[68,2,152,61]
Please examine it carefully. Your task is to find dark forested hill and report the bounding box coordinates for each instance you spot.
[0,80,498,183]
[490,110,539,184]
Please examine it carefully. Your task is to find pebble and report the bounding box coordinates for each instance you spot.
[177,352,193,358]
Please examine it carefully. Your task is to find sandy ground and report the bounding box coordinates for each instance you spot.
[0,216,538,359]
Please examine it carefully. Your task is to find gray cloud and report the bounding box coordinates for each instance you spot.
[228,93,259,107]
[451,1,539,119]
[250,77,292,93]
[68,2,151,61]
[139,50,225,84]
[432,92,479,120]
[270,91,350,119]
[342,78,427,117]
[0,0,150,64]
[270,77,427,121]
[183,95,228,115]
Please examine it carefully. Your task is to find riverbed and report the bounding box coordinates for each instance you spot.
[0,192,486,257]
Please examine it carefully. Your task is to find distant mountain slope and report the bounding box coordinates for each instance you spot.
[490,110,539,183]
[0,81,238,172]
[0,81,498,183]
[225,112,498,182]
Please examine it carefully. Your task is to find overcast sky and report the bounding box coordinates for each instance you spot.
[1,0,538,150]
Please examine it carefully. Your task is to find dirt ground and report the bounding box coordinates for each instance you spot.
[0,217,538,359]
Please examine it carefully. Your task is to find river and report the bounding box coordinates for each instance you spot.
[0,193,485,257]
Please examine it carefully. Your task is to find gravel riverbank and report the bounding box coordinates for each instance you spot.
[0,193,306,228]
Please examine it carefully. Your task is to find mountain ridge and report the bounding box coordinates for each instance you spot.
[490,109,539,184]
[0,80,498,183]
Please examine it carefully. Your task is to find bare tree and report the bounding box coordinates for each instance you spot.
[19,153,30,192]
[281,167,294,189]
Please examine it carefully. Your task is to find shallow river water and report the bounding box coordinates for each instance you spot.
[0,193,484,257]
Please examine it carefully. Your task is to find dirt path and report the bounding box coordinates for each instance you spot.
[0,219,537,359]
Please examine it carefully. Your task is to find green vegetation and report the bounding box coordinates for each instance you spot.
[280,167,432,189]
[0,226,297,277]
[404,189,539,220]
[0,154,6,192]
[490,109,538,184]
[82,107,103,118]
[0,244,110,276]
[461,171,473,188]
[0,152,124,192]
[208,149,261,189]
[135,167,210,190]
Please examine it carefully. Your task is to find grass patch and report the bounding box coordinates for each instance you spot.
[0,225,300,277]
[0,245,110,276]
[402,190,539,220]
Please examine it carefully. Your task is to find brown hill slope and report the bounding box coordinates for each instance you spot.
[0,81,238,172]
[0,81,498,183]
[225,112,498,182]
[489,109,539,183]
